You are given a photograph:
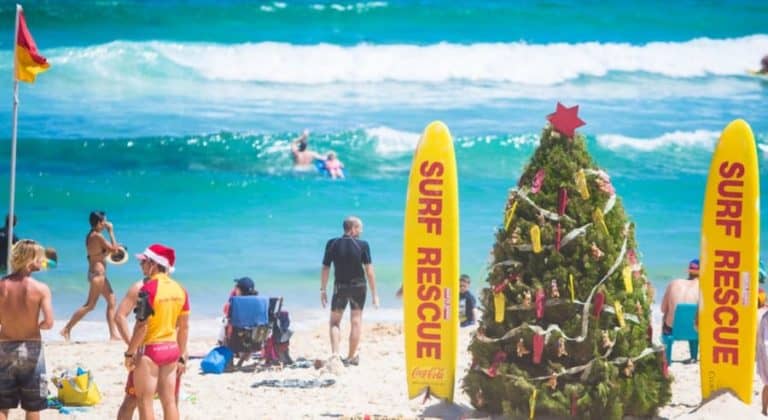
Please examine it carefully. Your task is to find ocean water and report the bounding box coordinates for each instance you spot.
[0,1,767,334]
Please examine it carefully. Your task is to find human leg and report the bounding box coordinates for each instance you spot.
[0,343,20,417]
[329,310,344,356]
[156,362,179,420]
[763,385,768,416]
[134,355,159,420]
[17,342,47,417]
[102,278,120,340]
[688,339,698,361]
[346,285,366,361]
[118,372,137,420]
[347,309,363,361]
[117,394,137,420]
[60,275,103,340]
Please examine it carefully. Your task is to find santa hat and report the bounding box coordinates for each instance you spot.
[136,244,175,273]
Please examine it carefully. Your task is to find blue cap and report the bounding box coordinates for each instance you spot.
[760,261,766,284]
[234,277,255,294]
[688,259,699,274]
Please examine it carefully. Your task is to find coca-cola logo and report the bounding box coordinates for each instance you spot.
[410,366,446,381]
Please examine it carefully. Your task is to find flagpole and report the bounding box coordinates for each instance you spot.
[7,4,21,273]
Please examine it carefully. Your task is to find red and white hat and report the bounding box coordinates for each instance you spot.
[136,244,175,273]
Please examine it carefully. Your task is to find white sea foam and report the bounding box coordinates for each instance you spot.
[35,35,768,85]
[596,130,720,151]
[365,126,421,155]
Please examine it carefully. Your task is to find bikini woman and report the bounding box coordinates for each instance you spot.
[60,211,122,341]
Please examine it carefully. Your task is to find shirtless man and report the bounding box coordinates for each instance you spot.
[290,130,323,168]
[660,258,700,363]
[61,211,122,341]
[0,240,54,420]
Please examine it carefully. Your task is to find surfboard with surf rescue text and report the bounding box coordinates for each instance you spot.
[402,121,459,401]
[699,119,760,403]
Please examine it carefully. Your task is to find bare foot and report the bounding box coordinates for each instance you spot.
[110,335,122,341]
[59,328,70,342]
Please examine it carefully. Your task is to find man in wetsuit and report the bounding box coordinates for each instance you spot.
[320,216,378,367]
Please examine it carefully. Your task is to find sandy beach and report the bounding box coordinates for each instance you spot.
[0,316,760,420]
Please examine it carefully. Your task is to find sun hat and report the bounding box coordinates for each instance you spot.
[136,244,175,273]
[107,245,129,265]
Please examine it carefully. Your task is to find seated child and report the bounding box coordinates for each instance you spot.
[324,151,345,179]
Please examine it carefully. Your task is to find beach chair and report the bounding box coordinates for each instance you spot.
[661,303,698,363]
[226,295,283,367]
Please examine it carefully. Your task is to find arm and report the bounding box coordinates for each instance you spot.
[115,281,142,345]
[126,320,148,358]
[92,233,120,254]
[104,221,117,248]
[365,264,379,308]
[321,265,330,307]
[38,283,54,330]
[660,284,671,316]
[176,314,189,372]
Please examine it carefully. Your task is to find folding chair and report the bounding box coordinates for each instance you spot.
[226,296,270,367]
[661,303,698,363]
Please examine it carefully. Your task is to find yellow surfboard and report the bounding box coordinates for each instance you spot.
[699,119,760,403]
[402,121,459,401]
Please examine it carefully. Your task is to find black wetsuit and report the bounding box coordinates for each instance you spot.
[322,235,372,311]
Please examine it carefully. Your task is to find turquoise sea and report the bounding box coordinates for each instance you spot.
[0,1,767,333]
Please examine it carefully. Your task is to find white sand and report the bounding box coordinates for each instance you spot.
[3,317,764,419]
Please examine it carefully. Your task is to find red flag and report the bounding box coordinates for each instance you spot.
[15,8,50,83]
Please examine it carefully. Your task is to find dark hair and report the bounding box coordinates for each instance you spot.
[460,274,471,283]
[89,211,106,227]
[298,140,308,152]
[4,214,17,228]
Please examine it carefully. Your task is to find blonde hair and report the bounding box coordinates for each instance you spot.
[10,239,45,273]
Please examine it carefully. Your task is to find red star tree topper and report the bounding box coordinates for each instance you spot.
[546,102,585,138]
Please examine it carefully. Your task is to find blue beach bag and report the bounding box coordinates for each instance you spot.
[201,346,233,374]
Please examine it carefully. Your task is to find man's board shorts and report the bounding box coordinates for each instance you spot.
[331,281,367,311]
[0,341,47,411]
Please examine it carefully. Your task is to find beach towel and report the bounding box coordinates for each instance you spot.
[251,378,335,388]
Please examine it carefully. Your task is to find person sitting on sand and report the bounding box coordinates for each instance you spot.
[290,130,323,168]
[660,258,700,363]
[0,240,54,420]
[324,151,345,179]
[61,211,123,341]
[218,277,258,346]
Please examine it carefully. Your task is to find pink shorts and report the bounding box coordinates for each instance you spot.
[143,342,181,366]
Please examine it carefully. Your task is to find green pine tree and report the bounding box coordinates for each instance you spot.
[463,123,672,419]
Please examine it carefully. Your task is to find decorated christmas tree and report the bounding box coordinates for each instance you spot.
[463,103,672,419]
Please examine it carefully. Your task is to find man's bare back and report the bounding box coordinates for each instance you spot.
[661,278,699,328]
[290,130,322,167]
[0,274,53,341]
